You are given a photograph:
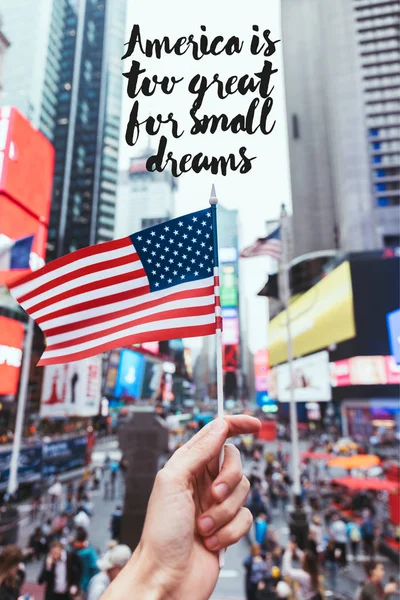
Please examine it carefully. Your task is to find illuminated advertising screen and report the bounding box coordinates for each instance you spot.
[254,349,270,392]
[0,316,24,397]
[220,267,238,308]
[387,309,400,364]
[223,344,238,372]
[276,351,331,402]
[141,359,163,400]
[40,356,102,417]
[114,349,145,400]
[0,107,54,284]
[222,317,239,345]
[331,355,400,386]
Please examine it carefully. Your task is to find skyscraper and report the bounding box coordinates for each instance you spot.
[115,153,177,238]
[48,0,126,259]
[1,0,65,142]
[1,0,126,260]
[282,0,398,258]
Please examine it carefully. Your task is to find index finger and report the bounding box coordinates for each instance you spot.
[165,415,260,481]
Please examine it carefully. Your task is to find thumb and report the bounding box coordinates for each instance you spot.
[164,418,227,482]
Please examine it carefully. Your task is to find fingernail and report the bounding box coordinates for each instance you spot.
[199,516,215,534]
[205,535,219,550]
[211,418,225,432]
[214,482,229,500]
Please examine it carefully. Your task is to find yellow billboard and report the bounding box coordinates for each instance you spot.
[268,261,356,366]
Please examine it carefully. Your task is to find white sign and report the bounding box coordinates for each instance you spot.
[276,351,331,402]
[41,356,102,417]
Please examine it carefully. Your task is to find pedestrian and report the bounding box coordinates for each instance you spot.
[28,526,47,561]
[347,518,362,561]
[243,543,268,600]
[38,540,82,600]
[48,478,63,514]
[110,506,123,542]
[324,538,338,592]
[282,541,323,600]
[358,560,397,599]
[361,512,375,559]
[31,481,42,521]
[254,513,268,549]
[73,508,90,532]
[329,513,348,568]
[72,527,99,594]
[0,546,25,600]
[87,545,132,600]
[309,516,324,558]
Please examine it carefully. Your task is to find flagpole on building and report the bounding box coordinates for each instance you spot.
[209,184,225,568]
[279,205,301,498]
[7,317,34,497]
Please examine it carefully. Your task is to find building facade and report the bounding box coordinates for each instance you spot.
[114,154,177,238]
[282,0,399,258]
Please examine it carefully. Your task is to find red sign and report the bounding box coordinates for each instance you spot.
[0,107,54,284]
[258,420,277,442]
[331,356,400,387]
[223,344,238,372]
[0,316,24,396]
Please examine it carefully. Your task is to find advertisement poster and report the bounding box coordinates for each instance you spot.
[114,349,146,400]
[0,444,42,490]
[276,351,331,402]
[141,359,163,401]
[42,437,88,478]
[0,316,24,397]
[40,356,102,417]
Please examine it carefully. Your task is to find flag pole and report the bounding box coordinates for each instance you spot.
[209,184,225,568]
[7,317,34,497]
[278,205,301,498]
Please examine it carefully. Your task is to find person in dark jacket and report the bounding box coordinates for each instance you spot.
[0,546,25,600]
[110,506,123,542]
[359,560,397,600]
[38,540,82,600]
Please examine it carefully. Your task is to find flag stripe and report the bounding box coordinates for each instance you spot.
[39,313,217,363]
[47,303,216,350]
[35,276,213,325]
[27,277,149,320]
[44,282,216,335]
[38,322,217,366]
[10,236,132,295]
[24,269,147,316]
[17,252,139,305]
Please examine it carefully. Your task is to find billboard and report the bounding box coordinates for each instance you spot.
[220,267,238,308]
[0,107,54,284]
[0,444,42,490]
[114,349,145,400]
[276,351,331,402]
[387,309,400,364]
[40,356,102,417]
[268,261,356,366]
[223,344,238,372]
[331,356,400,387]
[222,317,239,345]
[104,350,121,397]
[141,359,163,400]
[0,316,24,397]
[254,349,270,392]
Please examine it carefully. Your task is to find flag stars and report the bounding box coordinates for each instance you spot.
[168,278,172,283]
[164,226,169,232]
[182,254,187,260]
[178,262,183,268]
[178,221,183,227]
[169,239,174,244]
[188,225,193,231]
[169,258,174,264]
[201,242,205,247]
[194,271,199,276]
[146,239,152,244]
[160,274,165,279]
[183,234,188,239]
[165,266,169,271]
[160,255,165,261]
[206,212,211,218]
[192,238,197,243]
[156,262,161,268]
[150,231,156,237]
[196,250,201,256]
[142,247,148,252]
[155,282,159,287]
[152,270,156,275]
[205,233,210,239]
[197,229,201,235]
[192,216,197,222]
[156,243,160,248]
[181,274,185,279]
[160,235,165,240]
[186,266,191,272]
[173,270,178,276]
[137,235,142,241]
[178,243,183,248]
[151,251,156,256]
[202,221,206,226]
[173,230,178,235]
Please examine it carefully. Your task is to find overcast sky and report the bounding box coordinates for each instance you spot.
[119,0,291,353]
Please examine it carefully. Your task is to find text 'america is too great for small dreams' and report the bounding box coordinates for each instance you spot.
[122,24,280,177]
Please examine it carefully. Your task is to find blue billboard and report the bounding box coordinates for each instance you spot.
[387,308,400,365]
[114,349,145,400]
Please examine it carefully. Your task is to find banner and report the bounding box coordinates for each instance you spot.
[40,356,102,417]
[42,437,87,478]
[276,350,331,402]
[331,355,400,387]
[0,316,24,397]
[0,444,42,490]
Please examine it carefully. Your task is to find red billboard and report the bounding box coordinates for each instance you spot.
[223,344,238,372]
[0,316,24,396]
[0,106,54,285]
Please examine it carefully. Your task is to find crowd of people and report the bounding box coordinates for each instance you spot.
[242,440,398,599]
[0,455,128,600]
[0,422,398,600]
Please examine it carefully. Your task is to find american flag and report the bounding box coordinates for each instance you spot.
[240,227,281,260]
[9,208,221,366]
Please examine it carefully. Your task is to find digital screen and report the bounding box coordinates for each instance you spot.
[114,349,145,400]
[0,316,24,397]
[387,309,400,364]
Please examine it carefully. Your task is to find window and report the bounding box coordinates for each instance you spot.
[84,60,93,82]
[80,101,89,124]
[87,21,96,44]
[76,146,86,170]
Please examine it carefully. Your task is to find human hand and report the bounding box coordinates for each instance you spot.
[384,582,397,595]
[101,415,260,600]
